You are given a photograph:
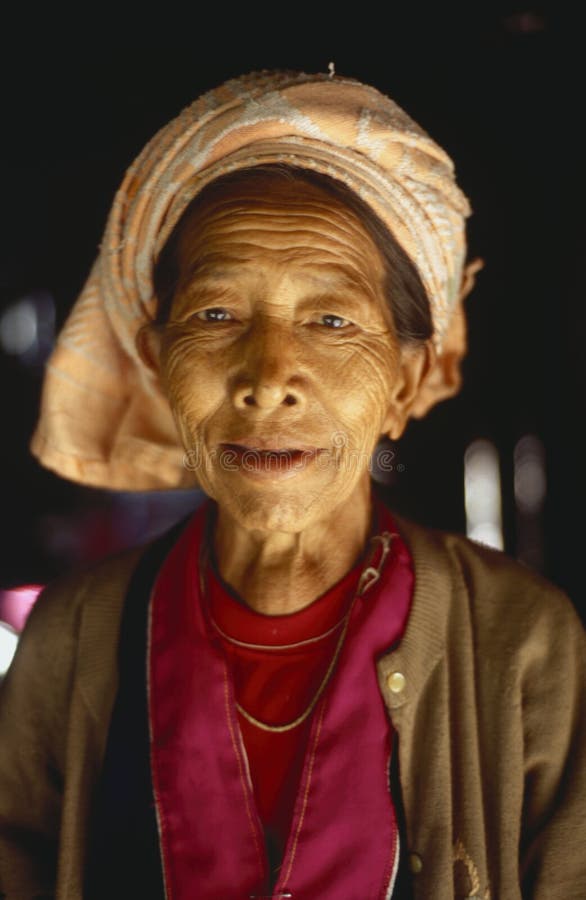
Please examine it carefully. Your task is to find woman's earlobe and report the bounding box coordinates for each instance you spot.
[409,314,465,419]
[410,257,484,420]
[382,342,435,440]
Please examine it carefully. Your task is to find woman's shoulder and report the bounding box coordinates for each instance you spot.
[4,545,148,699]
[1,538,164,728]
[29,543,147,632]
[19,512,195,675]
[28,509,194,629]
[392,511,584,642]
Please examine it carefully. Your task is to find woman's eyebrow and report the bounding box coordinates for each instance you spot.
[299,271,370,294]
[182,263,377,305]
[184,265,240,284]
[297,270,383,308]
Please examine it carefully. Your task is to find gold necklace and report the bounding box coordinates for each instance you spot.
[198,504,395,734]
[236,615,352,733]
[208,606,347,651]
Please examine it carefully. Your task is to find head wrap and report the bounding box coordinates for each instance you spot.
[31,69,471,490]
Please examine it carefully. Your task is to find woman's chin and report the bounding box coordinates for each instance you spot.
[211,482,340,534]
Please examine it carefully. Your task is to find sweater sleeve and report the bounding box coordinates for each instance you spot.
[518,589,586,898]
[0,576,82,897]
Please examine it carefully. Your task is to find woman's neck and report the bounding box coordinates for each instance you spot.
[212,477,374,616]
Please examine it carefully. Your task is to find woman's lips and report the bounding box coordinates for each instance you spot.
[222,438,320,452]
[218,443,322,480]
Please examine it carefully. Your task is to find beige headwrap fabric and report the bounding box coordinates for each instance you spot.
[31,69,471,490]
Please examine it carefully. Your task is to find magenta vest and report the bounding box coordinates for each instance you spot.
[148,497,413,899]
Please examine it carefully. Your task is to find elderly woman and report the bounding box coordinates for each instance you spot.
[0,70,585,900]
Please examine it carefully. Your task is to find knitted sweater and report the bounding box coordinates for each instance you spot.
[0,510,585,899]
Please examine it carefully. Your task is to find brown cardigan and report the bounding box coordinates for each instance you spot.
[1,512,585,899]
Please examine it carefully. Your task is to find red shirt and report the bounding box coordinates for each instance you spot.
[203,498,414,875]
[206,546,367,866]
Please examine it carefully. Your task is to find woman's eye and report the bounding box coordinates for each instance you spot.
[317,314,352,329]
[194,307,233,322]
[189,309,351,328]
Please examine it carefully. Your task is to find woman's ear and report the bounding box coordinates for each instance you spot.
[135,323,164,386]
[409,257,484,420]
[382,340,435,440]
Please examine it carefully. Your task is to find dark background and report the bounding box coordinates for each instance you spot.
[1,6,583,621]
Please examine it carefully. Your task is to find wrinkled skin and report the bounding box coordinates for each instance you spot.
[138,177,430,614]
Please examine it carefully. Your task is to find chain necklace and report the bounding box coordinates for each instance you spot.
[198,504,395,734]
[208,611,347,652]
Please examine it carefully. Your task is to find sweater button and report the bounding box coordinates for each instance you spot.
[408,852,423,874]
[387,671,406,694]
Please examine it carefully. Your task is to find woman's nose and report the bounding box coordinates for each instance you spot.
[230,317,306,411]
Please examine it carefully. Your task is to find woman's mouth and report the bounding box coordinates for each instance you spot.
[219,443,321,480]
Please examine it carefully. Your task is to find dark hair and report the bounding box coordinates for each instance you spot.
[153,164,433,344]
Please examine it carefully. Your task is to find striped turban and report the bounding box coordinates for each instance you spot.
[31,69,471,490]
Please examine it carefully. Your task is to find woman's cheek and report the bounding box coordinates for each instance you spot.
[161,335,208,405]
[334,344,395,414]
[336,332,395,376]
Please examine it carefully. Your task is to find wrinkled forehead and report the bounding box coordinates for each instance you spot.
[172,174,387,281]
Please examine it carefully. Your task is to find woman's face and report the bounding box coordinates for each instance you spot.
[145,176,426,533]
